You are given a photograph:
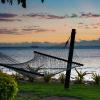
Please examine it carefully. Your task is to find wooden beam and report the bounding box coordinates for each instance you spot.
[0,63,44,76]
[64,29,76,89]
[34,51,83,66]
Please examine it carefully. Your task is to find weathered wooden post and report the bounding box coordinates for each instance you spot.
[64,29,76,89]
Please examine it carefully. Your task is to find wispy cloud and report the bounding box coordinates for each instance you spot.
[24,13,66,19]
[34,28,55,33]
[78,22,100,29]
[67,12,100,18]
[78,22,84,25]
[69,13,78,18]
[92,23,100,29]
[0,18,21,22]
[23,12,100,20]
[80,12,100,18]
[0,13,21,22]
[0,13,18,18]
[22,28,36,31]
[0,28,19,35]
[0,27,55,35]
[22,28,55,33]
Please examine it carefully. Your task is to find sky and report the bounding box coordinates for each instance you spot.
[0,0,100,43]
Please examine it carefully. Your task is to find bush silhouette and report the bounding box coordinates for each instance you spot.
[59,73,65,83]
[44,72,52,83]
[92,73,100,85]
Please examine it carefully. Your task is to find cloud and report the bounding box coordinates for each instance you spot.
[24,13,66,19]
[22,28,36,31]
[80,12,100,18]
[23,25,40,29]
[22,28,55,33]
[67,12,100,18]
[0,13,21,22]
[78,22,100,29]
[33,25,40,28]
[92,23,100,29]
[0,27,55,35]
[34,28,55,33]
[0,18,21,22]
[69,13,78,18]
[45,14,66,19]
[23,12,100,20]
[78,22,84,25]
[0,13,18,18]
[0,28,19,35]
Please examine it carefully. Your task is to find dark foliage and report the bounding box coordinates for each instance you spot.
[0,72,18,100]
[1,0,44,8]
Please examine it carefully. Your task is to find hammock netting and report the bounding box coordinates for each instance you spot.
[0,50,83,77]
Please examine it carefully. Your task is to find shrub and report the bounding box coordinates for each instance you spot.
[28,76,35,82]
[59,73,65,83]
[27,64,43,82]
[92,73,100,85]
[44,72,52,83]
[11,73,23,81]
[0,72,18,100]
[74,68,87,84]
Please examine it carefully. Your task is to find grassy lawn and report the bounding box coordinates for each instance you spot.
[15,82,100,100]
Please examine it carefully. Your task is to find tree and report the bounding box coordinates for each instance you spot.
[1,0,44,8]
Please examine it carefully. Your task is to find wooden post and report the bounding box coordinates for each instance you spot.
[64,29,76,89]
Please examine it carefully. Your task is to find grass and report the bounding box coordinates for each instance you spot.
[15,97,38,100]
[15,81,100,100]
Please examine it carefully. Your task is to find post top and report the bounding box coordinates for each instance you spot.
[72,29,76,34]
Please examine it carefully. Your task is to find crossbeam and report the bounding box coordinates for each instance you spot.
[34,51,83,66]
[0,63,44,76]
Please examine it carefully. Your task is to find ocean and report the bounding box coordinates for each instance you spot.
[0,48,100,81]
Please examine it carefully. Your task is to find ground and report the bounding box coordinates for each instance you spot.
[18,92,80,100]
[15,81,100,100]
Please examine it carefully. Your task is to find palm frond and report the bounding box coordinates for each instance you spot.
[92,73,100,85]
[75,68,87,84]
[1,0,44,8]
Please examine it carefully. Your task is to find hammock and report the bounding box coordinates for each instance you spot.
[32,51,83,75]
[0,52,44,77]
[0,51,83,77]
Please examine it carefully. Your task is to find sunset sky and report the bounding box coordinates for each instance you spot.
[0,0,100,43]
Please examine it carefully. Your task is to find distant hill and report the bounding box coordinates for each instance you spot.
[75,38,100,49]
[0,38,100,49]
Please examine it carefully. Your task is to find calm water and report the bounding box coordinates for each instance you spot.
[0,48,100,80]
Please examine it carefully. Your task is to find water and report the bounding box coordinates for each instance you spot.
[0,48,100,81]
